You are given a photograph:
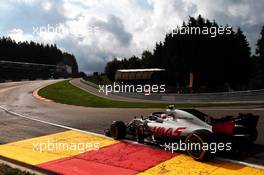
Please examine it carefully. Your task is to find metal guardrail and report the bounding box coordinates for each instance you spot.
[113,89,264,102]
[0,60,59,67]
[81,79,264,102]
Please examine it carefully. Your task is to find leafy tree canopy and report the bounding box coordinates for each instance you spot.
[105,15,252,91]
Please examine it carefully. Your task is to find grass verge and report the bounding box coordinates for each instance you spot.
[39,80,262,108]
[85,75,111,85]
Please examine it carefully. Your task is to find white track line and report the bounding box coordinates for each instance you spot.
[0,105,264,170]
[200,108,264,111]
[0,105,109,139]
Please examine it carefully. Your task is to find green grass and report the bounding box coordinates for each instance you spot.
[85,75,111,85]
[39,80,263,108]
[39,80,170,108]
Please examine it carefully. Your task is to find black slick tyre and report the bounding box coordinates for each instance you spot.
[185,129,215,161]
[110,121,126,140]
[136,125,145,143]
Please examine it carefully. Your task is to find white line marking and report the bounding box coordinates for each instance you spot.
[0,105,110,139]
[0,105,264,169]
[199,108,264,111]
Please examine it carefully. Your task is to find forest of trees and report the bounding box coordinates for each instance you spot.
[251,26,264,89]
[105,15,264,92]
[0,37,79,80]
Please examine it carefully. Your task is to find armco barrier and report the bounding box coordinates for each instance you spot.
[80,79,264,103]
[112,89,264,102]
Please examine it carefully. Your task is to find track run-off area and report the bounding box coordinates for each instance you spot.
[0,80,264,174]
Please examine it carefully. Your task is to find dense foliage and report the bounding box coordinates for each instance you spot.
[105,15,255,91]
[251,26,264,89]
[0,37,79,79]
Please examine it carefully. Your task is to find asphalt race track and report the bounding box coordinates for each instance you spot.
[0,80,264,169]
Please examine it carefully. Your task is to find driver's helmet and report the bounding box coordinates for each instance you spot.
[160,113,168,119]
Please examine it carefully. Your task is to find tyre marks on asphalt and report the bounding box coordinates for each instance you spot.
[0,111,65,144]
[139,154,264,175]
[0,130,263,175]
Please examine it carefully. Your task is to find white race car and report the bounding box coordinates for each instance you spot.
[105,105,259,161]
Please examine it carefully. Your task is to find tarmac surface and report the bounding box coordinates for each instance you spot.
[0,80,263,167]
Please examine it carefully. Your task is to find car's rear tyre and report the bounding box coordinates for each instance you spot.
[136,125,145,143]
[110,121,126,140]
[248,128,258,144]
[185,129,215,161]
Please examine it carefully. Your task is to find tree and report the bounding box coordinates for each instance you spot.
[62,53,79,75]
[252,26,264,88]
[127,56,141,68]
[231,28,252,89]
[104,58,122,81]
[0,37,79,80]
[141,50,152,68]
[104,15,253,92]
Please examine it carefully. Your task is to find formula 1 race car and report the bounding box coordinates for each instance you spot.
[105,105,259,161]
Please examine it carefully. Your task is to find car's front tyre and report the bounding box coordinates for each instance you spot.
[110,121,126,140]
